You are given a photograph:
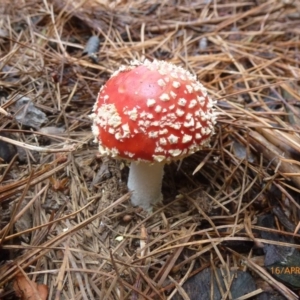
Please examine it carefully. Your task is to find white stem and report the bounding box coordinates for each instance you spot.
[127,161,164,210]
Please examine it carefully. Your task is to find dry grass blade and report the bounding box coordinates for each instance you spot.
[235,289,264,300]
[0,106,12,117]
[0,134,76,153]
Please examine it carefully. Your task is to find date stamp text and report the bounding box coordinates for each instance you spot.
[270,266,300,275]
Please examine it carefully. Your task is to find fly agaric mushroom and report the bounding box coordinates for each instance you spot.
[90,59,217,210]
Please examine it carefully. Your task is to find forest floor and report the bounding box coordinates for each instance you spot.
[1,0,300,299]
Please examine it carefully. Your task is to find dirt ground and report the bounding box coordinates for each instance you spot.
[1,0,300,299]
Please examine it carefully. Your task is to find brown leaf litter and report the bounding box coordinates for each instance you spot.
[1,0,300,299]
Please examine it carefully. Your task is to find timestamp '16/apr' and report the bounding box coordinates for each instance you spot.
[270,266,300,275]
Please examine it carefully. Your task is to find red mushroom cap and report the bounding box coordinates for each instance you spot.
[90,59,217,162]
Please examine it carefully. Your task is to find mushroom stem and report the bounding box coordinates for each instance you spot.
[127,161,164,210]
